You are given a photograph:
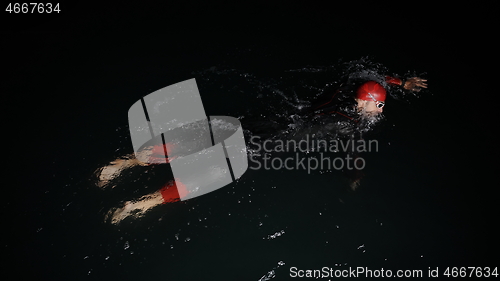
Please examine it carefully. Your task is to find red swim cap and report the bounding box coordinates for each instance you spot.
[356,81,387,102]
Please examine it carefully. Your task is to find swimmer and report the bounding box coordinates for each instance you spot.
[96,70,428,223]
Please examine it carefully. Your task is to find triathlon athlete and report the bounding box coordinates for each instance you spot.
[97,74,427,223]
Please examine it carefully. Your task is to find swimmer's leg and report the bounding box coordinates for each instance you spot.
[95,154,150,188]
[105,190,164,224]
[105,180,188,224]
[95,145,168,188]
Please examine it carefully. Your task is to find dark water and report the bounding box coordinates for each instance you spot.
[4,3,497,280]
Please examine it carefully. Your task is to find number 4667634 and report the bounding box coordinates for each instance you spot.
[6,3,60,13]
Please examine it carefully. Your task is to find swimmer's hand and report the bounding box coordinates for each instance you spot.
[403,77,428,92]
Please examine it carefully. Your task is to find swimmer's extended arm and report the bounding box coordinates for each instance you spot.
[386,76,403,86]
[402,77,428,92]
[385,76,428,92]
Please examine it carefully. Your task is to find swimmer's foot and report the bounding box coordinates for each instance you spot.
[105,201,140,225]
[105,192,164,225]
[96,157,141,188]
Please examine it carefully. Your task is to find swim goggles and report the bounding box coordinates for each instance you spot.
[367,93,385,109]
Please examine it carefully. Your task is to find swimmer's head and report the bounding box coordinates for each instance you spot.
[355,81,386,115]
